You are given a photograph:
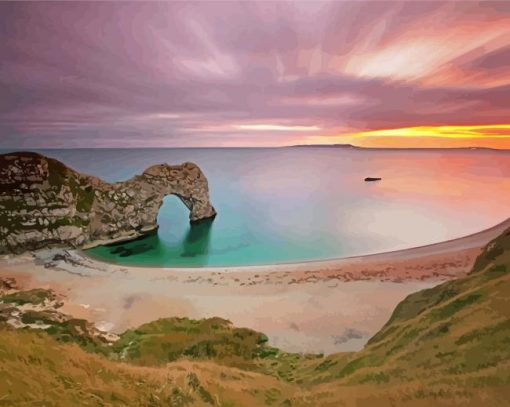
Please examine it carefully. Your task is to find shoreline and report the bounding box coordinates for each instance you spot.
[80,216,510,275]
[0,218,508,354]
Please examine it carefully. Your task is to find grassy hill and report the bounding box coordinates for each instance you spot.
[291,226,510,405]
[0,326,302,406]
[1,227,509,406]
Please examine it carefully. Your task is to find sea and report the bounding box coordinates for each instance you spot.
[3,147,509,267]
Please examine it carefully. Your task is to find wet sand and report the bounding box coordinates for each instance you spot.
[0,217,507,354]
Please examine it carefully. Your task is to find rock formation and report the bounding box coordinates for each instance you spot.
[0,152,216,254]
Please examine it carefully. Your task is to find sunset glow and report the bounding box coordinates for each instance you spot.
[308,125,510,149]
[351,125,510,140]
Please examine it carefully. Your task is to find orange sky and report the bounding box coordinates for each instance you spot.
[306,125,510,149]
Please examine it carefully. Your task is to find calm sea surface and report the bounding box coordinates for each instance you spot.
[5,148,509,267]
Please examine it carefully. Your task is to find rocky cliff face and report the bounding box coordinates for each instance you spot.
[0,152,216,254]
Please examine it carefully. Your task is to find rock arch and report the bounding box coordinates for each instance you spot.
[88,162,217,244]
[0,152,216,253]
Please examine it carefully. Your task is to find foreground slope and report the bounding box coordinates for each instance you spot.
[0,227,509,406]
[0,327,301,406]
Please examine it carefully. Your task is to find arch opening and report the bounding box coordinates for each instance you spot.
[156,195,213,260]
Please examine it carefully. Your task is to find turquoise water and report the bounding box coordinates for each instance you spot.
[6,148,509,267]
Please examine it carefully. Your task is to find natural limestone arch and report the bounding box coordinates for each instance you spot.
[88,162,217,245]
[0,152,216,254]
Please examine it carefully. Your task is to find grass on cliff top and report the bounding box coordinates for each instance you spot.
[113,316,270,367]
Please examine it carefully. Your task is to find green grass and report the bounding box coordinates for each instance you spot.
[113,316,273,369]
[44,318,112,354]
[20,310,63,325]
[0,288,56,305]
[472,229,510,273]
[46,156,69,187]
[69,175,96,212]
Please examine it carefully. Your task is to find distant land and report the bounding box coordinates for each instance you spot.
[290,143,361,149]
[288,144,507,151]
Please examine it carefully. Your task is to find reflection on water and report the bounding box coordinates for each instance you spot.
[111,243,153,257]
[101,217,214,266]
[106,234,158,258]
[181,218,213,263]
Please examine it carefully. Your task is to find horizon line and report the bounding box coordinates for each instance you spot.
[1,145,509,151]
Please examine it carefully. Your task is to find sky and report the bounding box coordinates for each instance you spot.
[1,1,510,149]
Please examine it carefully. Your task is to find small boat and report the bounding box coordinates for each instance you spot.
[364,177,382,182]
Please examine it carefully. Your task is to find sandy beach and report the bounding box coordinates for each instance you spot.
[1,217,508,354]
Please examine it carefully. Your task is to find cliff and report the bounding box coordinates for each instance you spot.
[0,152,216,254]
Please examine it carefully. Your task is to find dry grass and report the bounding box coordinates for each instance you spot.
[0,327,302,406]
